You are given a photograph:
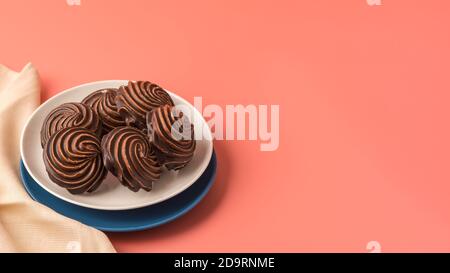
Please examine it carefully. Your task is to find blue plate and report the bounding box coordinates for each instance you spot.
[19,152,217,232]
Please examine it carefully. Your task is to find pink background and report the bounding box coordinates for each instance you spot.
[2,0,450,252]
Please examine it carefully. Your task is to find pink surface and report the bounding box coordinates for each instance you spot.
[2,0,450,252]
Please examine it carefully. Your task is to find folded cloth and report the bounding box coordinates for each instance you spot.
[0,63,116,253]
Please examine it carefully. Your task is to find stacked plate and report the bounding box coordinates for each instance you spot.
[19,81,216,232]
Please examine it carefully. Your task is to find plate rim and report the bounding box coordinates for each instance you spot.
[19,152,217,232]
[20,80,213,211]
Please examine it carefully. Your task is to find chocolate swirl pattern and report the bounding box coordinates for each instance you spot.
[40,102,101,148]
[147,105,196,171]
[81,88,125,135]
[116,81,174,130]
[43,127,107,194]
[102,126,161,192]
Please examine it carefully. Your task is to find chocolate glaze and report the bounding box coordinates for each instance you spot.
[102,126,161,192]
[81,88,125,136]
[43,127,107,194]
[147,105,196,171]
[40,102,101,148]
[116,81,174,130]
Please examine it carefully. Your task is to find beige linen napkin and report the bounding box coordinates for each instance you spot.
[0,63,116,253]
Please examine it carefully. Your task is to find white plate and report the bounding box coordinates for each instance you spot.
[20,80,213,211]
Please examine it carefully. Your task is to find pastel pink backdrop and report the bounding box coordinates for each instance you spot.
[2,0,450,252]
